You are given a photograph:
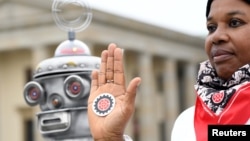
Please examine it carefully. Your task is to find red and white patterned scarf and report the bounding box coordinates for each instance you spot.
[194,60,250,141]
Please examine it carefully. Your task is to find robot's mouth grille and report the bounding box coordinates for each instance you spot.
[43,118,61,124]
[41,117,69,132]
[38,111,71,134]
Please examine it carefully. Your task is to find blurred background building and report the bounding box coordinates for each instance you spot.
[0,0,206,141]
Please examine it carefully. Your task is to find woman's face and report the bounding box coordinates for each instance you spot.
[205,0,250,80]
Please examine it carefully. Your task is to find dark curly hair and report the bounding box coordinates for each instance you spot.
[206,0,250,17]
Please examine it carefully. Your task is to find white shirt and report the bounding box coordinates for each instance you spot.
[171,106,250,141]
[171,106,196,141]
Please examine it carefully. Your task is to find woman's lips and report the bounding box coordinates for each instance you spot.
[211,49,233,63]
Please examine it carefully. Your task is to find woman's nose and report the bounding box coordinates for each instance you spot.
[211,27,229,45]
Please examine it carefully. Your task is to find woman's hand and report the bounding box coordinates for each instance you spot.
[87,43,141,141]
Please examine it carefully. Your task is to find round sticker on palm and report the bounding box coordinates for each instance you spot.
[92,93,116,116]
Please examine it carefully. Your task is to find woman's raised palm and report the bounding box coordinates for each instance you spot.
[87,43,141,141]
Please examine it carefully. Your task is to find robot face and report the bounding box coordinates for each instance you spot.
[24,73,92,137]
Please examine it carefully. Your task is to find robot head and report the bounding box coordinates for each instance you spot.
[23,39,100,140]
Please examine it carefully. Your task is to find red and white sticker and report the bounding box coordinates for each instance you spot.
[212,92,224,104]
[92,93,116,116]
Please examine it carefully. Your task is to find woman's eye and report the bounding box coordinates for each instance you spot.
[229,19,244,27]
[207,24,217,33]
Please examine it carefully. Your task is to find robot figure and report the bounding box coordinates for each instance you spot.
[23,38,100,141]
[23,0,98,140]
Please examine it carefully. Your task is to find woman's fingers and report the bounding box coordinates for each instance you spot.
[114,47,125,85]
[98,43,118,86]
[90,70,99,93]
[92,43,136,99]
[125,77,141,103]
[106,44,116,81]
[98,50,108,86]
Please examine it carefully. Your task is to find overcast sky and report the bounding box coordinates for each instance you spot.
[90,0,208,37]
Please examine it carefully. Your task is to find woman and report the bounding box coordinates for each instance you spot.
[87,0,250,140]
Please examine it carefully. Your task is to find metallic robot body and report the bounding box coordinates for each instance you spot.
[24,39,100,141]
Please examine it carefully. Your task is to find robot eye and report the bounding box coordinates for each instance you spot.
[28,87,40,100]
[69,81,81,95]
[64,75,90,99]
[24,81,44,106]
